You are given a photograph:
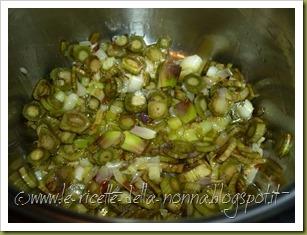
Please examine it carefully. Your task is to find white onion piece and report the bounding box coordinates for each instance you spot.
[94,48,108,61]
[100,104,109,111]
[95,166,112,183]
[112,168,126,184]
[102,57,115,70]
[203,76,221,87]
[34,169,47,181]
[251,143,264,157]
[127,74,144,92]
[217,68,233,79]
[234,99,254,120]
[145,59,156,79]
[63,93,79,111]
[75,166,85,181]
[130,126,157,139]
[206,66,219,77]
[54,91,66,102]
[77,82,87,97]
[207,66,232,79]
[180,55,203,73]
[106,161,123,169]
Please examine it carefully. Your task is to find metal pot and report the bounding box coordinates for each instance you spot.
[8,8,294,222]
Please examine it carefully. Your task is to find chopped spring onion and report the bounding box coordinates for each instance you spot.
[63,93,79,111]
[246,118,266,143]
[113,35,128,47]
[19,32,287,220]
[174,100,197,124]
[121,131,146,154]
[232,99,254,121]
[60,111,90,134]
[128,36,145,53]
[157,36,172,49]
[98,131,123,149]
[183,74,204,94]
[158,60,181,88]
[179,164,211,182]
[23,101,43,121]
[126,74,144,92]
[180,55,203,77]
[124,91,147,113]
[130,126,157,139]
[275,132,293,158]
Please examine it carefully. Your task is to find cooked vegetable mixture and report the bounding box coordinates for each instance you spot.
[12,33,293,220]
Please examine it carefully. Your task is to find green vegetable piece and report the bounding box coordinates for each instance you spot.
[103,80,118,99]
[88,96,100,110]
[40,96,63,117]
[113,35,128,47]
[23,101,43,121]
[124,92,147,113]
[107,44,126,58]
[120,131,146,154]
[19,166,37,188]
[157,36,172,49]
[60,111,90,134]
[89,57,101,73]
[170,140,194,154]
[194,94,207,119]
[148,101,168,119]
[59,131,76,144]
[37,124,60,152]
[174,100,197,124]
[72,45,90,62]
[145,46,163,62]
[183,182,202,193]
[179,164,211,182]
[98,130,123,149]
[160,162,184,173]
[32,79,51,100]
[158,60,181,88]
[275,132,293,158]
[27,148,50,165]
[209,90,231,117]
[193,194,217,216]
[246,118,266,143]
[148,90,169,104]
[119,115,136,130]
[122,56,143,75]
[160,177,174,195]
[73,138,89,149]
[183,74,204,94]
[95,149,114,165]
[167,117,182,130]
[128,36,145,53]
[194,142,216,153]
